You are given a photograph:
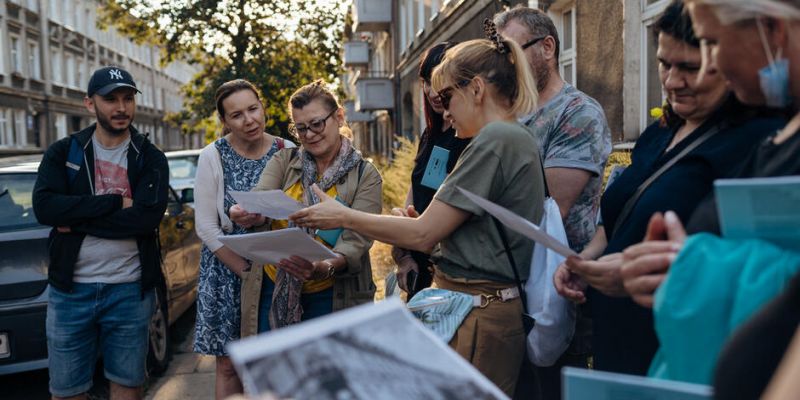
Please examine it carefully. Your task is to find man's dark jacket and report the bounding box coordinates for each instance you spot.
[33,124,169,293]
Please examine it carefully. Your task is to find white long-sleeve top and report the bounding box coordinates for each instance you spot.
[194,142,232,252]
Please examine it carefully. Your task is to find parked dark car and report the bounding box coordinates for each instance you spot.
[0,155,200,376]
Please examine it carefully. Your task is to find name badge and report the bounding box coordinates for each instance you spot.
[316,195,347,247]
[421,146,450,190]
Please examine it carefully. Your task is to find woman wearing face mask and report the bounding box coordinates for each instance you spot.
[193,79,294,399]
[552,0,785,375]
[290,24,546,396]
[615,0,800,394]
[231,80,382,338]
[392,42,471,298]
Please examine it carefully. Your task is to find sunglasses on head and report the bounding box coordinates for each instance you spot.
[521,36,548,50]
[438,79,472,110]
[289,108,337,136]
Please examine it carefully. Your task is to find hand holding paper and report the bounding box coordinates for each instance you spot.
[218,228,337,266]
[455,186,577,258]
[230,190,304,220]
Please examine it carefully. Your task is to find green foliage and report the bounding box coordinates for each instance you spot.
[603,150,632,187]
[100,0,346,140]
[375,137,418,212]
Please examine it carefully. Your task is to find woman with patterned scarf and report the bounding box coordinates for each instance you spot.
[231,79,382,336]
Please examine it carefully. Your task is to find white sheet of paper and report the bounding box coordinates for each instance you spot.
[230,190,303,220]
[456,186,577,258]
[217,228,337,265]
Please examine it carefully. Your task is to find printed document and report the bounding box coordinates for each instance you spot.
[218,228,337,265]
[456,187,577,258]
[230,190,303,219]
[227,298,508,400]
[715,176,800,250]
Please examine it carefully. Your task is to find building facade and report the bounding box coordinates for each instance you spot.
[0,0,200,156]
[533,0,672,143]
[345,0,674,149]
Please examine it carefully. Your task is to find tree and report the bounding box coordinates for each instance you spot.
[100,0,347,140]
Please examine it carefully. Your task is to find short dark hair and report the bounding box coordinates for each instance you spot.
[215,79,261,119]
[652,0,699,48]
[494,5,561,61]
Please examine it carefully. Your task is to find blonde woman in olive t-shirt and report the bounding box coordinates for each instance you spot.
[290,34,546,396]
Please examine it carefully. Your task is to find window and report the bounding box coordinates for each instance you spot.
[557,6,577,86]
[63,1,74,28]
[49,0,61,23]
[0,108,11,146]
[65,53,77,88]
[55,113,68,139]
[640,0,669,129]
[78,58,87,88]
[10,35,22,74]
[0,30,5,75]
[27,40,41,80]
[75,1,83,33]
[13,110,27,147]
[51,49,62,84]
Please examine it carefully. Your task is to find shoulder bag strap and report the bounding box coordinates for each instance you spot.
[492,217,529,314]
[610,123,723,238]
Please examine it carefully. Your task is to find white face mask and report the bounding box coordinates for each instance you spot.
[756,18,791,108]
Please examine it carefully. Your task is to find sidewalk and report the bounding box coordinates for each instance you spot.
[146,321,216,399]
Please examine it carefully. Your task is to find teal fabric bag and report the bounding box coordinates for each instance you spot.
[649,233,800,385]
[407,288,474,343]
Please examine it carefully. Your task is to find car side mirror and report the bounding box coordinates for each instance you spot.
[180,188,194,204]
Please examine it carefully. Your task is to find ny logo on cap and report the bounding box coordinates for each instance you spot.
[109,69,124,80]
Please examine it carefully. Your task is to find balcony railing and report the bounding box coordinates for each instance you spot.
[343,41,370,67]
[345,100,373,123]
[355,76,394,111]
[353,0,391,32]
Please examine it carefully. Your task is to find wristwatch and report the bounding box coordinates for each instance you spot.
[323,260,336,279]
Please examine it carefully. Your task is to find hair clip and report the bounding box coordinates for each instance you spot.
[483,18,509,54]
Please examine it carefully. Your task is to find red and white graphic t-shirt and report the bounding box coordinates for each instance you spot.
[74,136,140,283]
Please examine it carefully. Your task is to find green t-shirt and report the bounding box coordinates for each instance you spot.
[433,121,546,283]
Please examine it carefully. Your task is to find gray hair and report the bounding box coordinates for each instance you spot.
[693,0,800,24]
[494,5,561,60]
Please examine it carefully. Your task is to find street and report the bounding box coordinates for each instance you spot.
[0,304,204,400]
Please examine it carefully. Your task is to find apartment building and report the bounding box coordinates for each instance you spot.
[0,0,200,155]
[345,0,678,148]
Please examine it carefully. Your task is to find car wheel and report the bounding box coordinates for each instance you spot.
[147,286,171,376]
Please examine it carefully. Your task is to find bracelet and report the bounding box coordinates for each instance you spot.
[322,260,336,279]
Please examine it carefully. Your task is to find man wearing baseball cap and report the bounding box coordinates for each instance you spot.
[33,66,168,400]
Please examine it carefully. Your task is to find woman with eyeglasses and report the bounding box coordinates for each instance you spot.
[288,29,546,395]
[230,79,382,338]
[193,79,294,399]
[391,42,471,298]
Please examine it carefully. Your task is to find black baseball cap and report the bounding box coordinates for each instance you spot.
[87,66,141,97]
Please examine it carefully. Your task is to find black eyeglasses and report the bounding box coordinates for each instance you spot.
[290,108,337,136]
[438,79,471,110]
[521,36,547,50]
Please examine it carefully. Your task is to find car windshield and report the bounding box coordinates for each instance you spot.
[0,173,40,232]
[168,156,198,180]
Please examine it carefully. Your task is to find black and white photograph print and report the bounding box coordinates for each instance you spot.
[227,299,508,400]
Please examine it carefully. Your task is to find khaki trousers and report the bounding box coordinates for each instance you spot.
[435,271,526,397]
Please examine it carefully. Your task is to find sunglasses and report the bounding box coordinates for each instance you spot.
[289,108,337,136]
[521,36,547,50]
[438,79,472,110]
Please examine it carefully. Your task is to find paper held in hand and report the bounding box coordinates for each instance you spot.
[456,186,577,258]
[217,228,337,265]
[230,190,303,220]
